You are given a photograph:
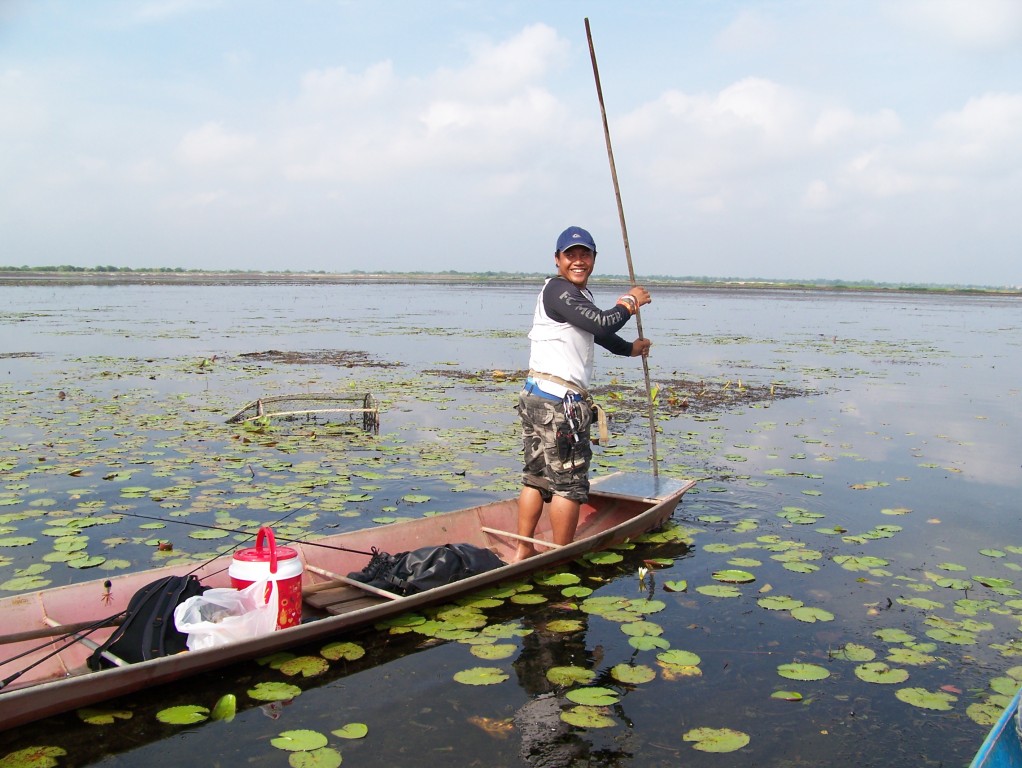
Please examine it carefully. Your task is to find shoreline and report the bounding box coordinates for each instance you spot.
[0,270,1017,297]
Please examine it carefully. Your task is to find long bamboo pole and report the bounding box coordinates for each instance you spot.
[584,18,659,477]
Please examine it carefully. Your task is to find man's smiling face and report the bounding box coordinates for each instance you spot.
[555,245,596,287]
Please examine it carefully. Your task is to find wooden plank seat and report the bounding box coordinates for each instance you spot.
[303,586,389,615]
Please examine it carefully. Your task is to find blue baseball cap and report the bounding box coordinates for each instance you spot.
[556,226,596,253]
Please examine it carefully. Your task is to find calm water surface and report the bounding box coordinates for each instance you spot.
[1,282,1021,767]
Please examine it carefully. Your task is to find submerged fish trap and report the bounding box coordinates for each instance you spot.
[226,392,380,433]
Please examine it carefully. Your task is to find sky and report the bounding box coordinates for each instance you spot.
[1,1,1020,286]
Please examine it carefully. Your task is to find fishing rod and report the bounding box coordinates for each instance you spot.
[585,18,660,478]
[116,510,375,557]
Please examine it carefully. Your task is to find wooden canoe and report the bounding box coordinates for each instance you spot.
[0,473,694,731]
[971,686,1022,768]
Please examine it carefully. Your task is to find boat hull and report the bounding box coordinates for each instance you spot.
[972,688,1022,768]
[0,473,694,730]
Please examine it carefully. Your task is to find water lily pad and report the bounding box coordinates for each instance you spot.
[471,643,517,660]
[289,747,342,768]
[790,606,834,623]
[535,572,580,586]
[620,620,663,637]
[0,746,67,768]
[332,722,369,739]
[696,585,742,598]
[156,705,209,725]
[771,690,803,701]
[683,726,750,753]
[855,662,909,684]
[610,664,656,684]
[777,663,830,681]
[547,666,596,686]
[248,681,302,702]
[895,687,957,710]
[663,580,688,592]
[279,656,330,678]
[271,729,329,752]
[546,619,584,633]
[565,686,619,706]
[874,628,915,644]
[586,551,623,565]
[560,705,615,728]
[453,666,509,686]
[77,708,133,725]
[830,643,875,662]
[758,595,803,611]
[712,569,756,584]
[658,649,701,666]
[320,641,366,661]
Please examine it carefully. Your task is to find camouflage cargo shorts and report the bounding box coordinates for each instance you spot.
[517,390,593,502]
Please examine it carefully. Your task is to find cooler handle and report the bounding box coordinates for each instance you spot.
[255,526,278,574]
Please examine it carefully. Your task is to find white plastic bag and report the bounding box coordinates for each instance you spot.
[174,580,279,651]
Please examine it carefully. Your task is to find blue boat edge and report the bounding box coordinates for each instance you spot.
[972,687,1022,768]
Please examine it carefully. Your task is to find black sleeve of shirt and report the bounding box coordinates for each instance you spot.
[542,278,635,357]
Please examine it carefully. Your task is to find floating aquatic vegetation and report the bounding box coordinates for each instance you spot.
[682,726,750,753]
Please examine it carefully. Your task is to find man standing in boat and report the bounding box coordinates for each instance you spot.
[513,226,652,562]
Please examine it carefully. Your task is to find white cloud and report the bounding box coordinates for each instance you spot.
[810,107,902,146]
[279,24,573,186]
[889,0,1022,49]
[715,9,779,52]
[177,121,258,167]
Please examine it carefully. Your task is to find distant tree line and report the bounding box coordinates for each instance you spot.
[0,265,1014,293]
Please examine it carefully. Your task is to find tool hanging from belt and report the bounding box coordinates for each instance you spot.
[529,369,610,445]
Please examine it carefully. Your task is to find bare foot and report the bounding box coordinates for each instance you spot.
[511,544,537,563]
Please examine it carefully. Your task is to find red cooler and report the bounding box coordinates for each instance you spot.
[229,526,303,629]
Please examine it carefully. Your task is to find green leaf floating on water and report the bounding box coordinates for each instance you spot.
[771,690,804,701]
[683,726,751,753]
[320,641,366,661]
[696,585,742,598]
[790,606,834,623]
[453,666,509,685]
[712,569,756,584]
[585,551,623,565]
[895,687,957,710]
[830,643,875,662]
[471,643,517,660]
[156,705,209,725]
[546,619,585,633]
[332,722,369,739]
[855,662,910,684]
[288,748,342,768]
[401,494,430,503]
[758,595,803,611]
[610,664,656,684]
[658,649,702,666]
[565,687,619,706]
[663,580,688,592]
[547,665,596,686]
[0,746,68,768]
[77,708,133,725]
[777,663,830,681]
[248,681,302,702]
[534,572,580,586]
[279,656,330,678]
[270,729,329,752]
[560,705,615,729]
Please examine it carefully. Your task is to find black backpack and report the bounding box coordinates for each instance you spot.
[88,574,206,670]
[348,543,504,596]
